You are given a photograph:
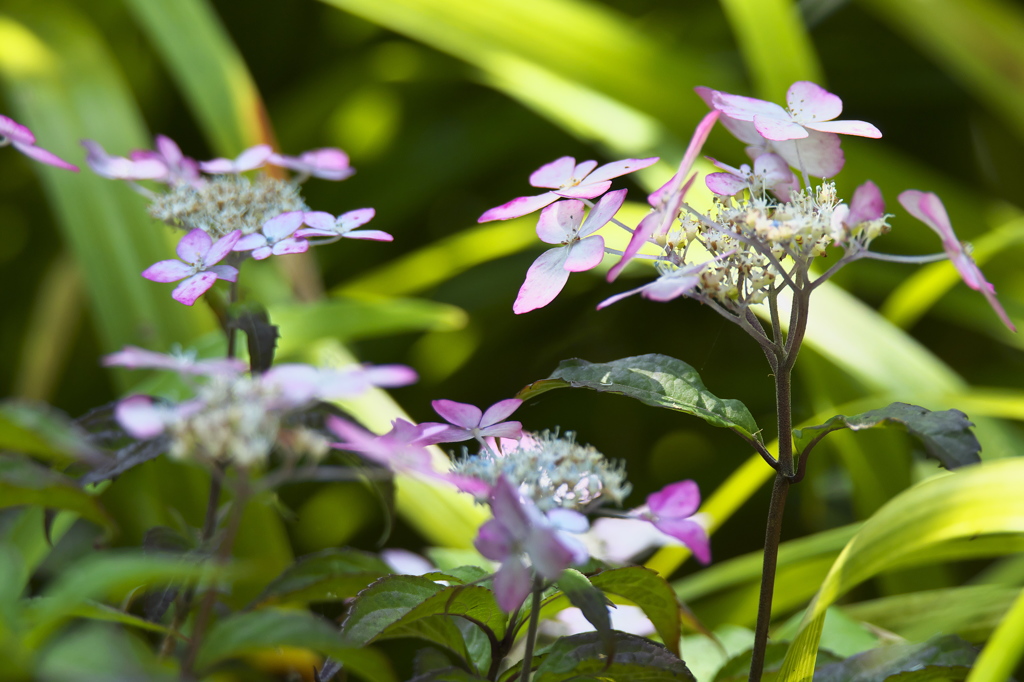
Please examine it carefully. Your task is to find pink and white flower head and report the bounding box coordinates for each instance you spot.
[147,135,203,186]
[115,395,188,440]
[633,480,710,564]
[705,153,799,202]
[102,345,246,376]
[830,180,887,244]
[474,475,589,611]
[696,86,845,178]
[514,189,626,314]
[297,208,392,242]
[141,228,241,305]
[268,148,355,181]
[199,144,272,174]
[710,81,881,143]
[0,114,78,171]
[898,190,1015,332]
[478,155,657,223]
[416,398,524,446]
[232,211,309,260]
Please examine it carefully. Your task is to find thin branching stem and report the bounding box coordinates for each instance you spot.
[519,575,545,682]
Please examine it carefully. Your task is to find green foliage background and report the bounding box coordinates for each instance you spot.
[2,0,1024,678]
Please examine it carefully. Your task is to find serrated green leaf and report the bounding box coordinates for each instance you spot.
[557,568,613,657]
[591,566,681,657]
[518,354,761,441]
[793,402,981,470]
[0,456,114,537]
[533,630,696,682]
[252,548,389,606]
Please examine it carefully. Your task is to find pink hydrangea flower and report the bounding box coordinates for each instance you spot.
[297,208,392,242]
[233,211,309,260]
[198,144,272,174]
[696,86,844,178]
[268,148,354,181]
[142,229,241,305]
[478,155,657,222]
[705,152,799,201]
[474,476,589,611]
[115,394,202,439]
[416,398,523,445]
[262,363,417,406]
[82,139,168,181]
[598,261,708,310]
[710,81,881,142]
[514,189,626,313]
[633,480,710,564]
[102,346,246,376]
[898,190,1015,332]
[0,114,78,171]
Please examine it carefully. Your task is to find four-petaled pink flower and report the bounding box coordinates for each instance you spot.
[297,209,392,242]
[474,476,589,611]
[142,229,241,305]
[514,189,626,314]
[711,81,881,142]
[103,345,246,376]
[199,144,272,174]
[0,115,79,171]
[417,398,523,445]
[478,155,657,223]
[705,152,799,201]
[269,148,355,181]
[233,211,309,260]
[634,480,710,564]
[898,190,1015,332]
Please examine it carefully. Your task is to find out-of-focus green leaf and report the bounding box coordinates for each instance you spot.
[252,548,389,606]
[122,0,269,153]
[966,586,1024,682]
[518,354,762,442]
[591,566,682,657]
[0,456,114,536]
[557,569,613,657]
[778,458,1024,681]
[793,402,982,470]
[813,634,976,682]
[717,0,822,100]
[0,7,211,359]
[532,631,696,682]
[0,401,104,464]
[862,0,1024,146]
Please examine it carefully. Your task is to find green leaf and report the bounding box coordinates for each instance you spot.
[532,631,696,682]
[517,354,762,441]
[557,568,613,657]
[966,585,1024,682]
[0,456,114,536]
[793,402,981,470]
[408,668,489,682]
[252,548,389,606]
[196,608,396,681]
[813,634,976,682]
[591,566,682,657]
[0,402,104,465]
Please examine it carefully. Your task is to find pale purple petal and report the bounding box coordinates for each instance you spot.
[343,229,393,241]
[536,200,584,244]
[769,132,844,178]
[513,247,571,314]
[13,143,79,171]
[301,210,336,232]
[492,557,532,611]
[142,260,193,283]
[171,272,218,306]
[490,477,531,541]
[337,207,376,230]
[547,508,589,534]
[478,422,523,440]
[271,238,309,256]
[103,347,177,370]
[753,115,808,141]
[176,229,213,264]
[695,87,763,147]
[0,114,35,144]
[564,235,605,272]
[643,272,701,301]
[432,399,483,429]
[572,159,599,180]
[479,192,558,222]
[596,284,647,310]
[115,395,166,439]
[233,144,272,170]
[82,140,167,180]
[207,264,238,282]
[706,172,748,196]
[363,364,418,387]
[233,233,268,251]
[807,120,882,138]
[584,157,658,184]
[711,90,789,122]
[269,148,354,180]
[480,398,522,427]
[847,180,884,225]
[529,156,576,188]
[647,480,700,518]
[197,158,234,174]
[554,181,611,199]
[262,211,304,240]
[787,81,843,123]
[653,517,710,564]
[205,230,242,264]
[414,423,470,445]
[263,364,321,404]
[155,135,183,165]
[474,518,515,561]
[525,528,574,579]
[579,188,627,237]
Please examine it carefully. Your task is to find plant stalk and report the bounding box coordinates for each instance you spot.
[519,575,544,682]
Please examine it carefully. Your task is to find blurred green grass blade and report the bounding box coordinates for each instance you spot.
[966,587,1024,682]
[717,0,823,100]
[778,458,1024,681]
[122,0,271,152]
[862,0,1024,146]
[0,8,211,359]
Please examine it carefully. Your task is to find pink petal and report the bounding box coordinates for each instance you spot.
[432,399,483,429]
[753,116,808,141]
[490,477,531,540]
[271,238,309,256]
[786,81,843,123]
[474,518,514,561]
[653,517,711,564]
[363,364,418,387]
[571,159,599,181]
[103,346,177,370]
[478,192,558,222]
[343,229,393,241]
[608,174,696,282]
[536,200,584,244]
[176,229,213,264]
[207,264,238,282]
[529,156,577,189]
[554,181,611,199]
[234,144,272,170]
[695,87,764,147]
[596,284,646,310]
[525,528,574,579]
[643,271,701,302]
[705,172,748,196]
[115,396,166,439]
[205,230,242,265]
[155,135,184,165]
[584,157,659,184]
[513,247,571,314]
[847,180,884,224]
[197,158,234,174]
[807,120,882,138]
[564,235,605,272]
[478,422,524,440]
[0,114,35,145]
[13,143,79,171]
[647,480,701,518]
[171,272,218,305]
[251,246,272,260]
[898,190,957,248]
[492,557,532,611]
[338,207,376,230]
[579,188,627,237]
[233,233,268,252]
[142,259,192,283]
[414,424,471,445]
[480,398,522,426]
[302,210,336,232]
[768,132,844,178]
[263,211,305,240]
[711,90,788,123]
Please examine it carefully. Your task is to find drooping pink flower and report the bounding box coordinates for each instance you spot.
[711,81,881,142]
[198,144,272,174]
[598,261,707,310]
[478,156,657,222]
[695,86,844,178]
[898,190,1015,332]
[141,229,241,305]
[102,346,246,376]
[474,476,588,611]
[232,211,308,260]
[633,480,710,564]
[705,152,799,201]
[513,189,626,313]
[297,208,392,242]
[268,148,355,181]
[417,398,523,445]
[830,180,886,242]
[0,115,79,171]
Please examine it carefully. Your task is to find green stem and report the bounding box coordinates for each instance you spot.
[519,575,544,682]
